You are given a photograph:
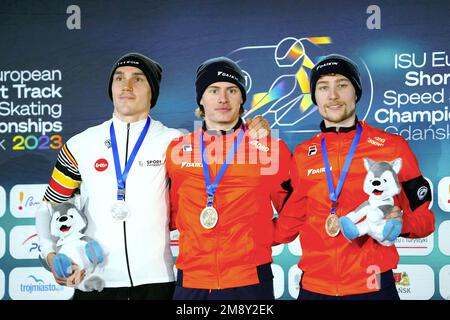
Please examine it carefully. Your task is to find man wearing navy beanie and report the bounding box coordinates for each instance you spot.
[108,52,162,109]
[167,56,292,300]
[309,54,362,105]
[274,54,434,300]
[194,56,247,118]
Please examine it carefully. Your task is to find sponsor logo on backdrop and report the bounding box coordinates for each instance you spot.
[288,265,303,299]
[10,184,47,218]
[382,51,450,141]
[395,233,434,256]
[438,220,450,256]
[0,269,4,299]
[438,177,450,212]
[271,264,284,299]
[287,235,302,256]
[0,227,5,259]
[9,225,41,259]
[439,265,450,300]
[393,265,434,300]
[9,267,73,300]
[394,271,410,287]
[0,186,5,218]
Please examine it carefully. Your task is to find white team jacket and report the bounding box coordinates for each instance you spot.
[37,115,182,288]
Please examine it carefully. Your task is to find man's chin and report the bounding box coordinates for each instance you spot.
[324,111,355,124]
[325,115,348,124]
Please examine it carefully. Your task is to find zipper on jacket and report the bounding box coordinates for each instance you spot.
[335,132,343,296]
[123,123,134,289]
[215,159,221,289]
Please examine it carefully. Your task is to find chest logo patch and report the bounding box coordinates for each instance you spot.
[94,158,108,172]
[308,145,318,156]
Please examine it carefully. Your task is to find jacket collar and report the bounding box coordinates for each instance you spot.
[112,113,150,130]
[320,116,359,133]
[202,118,243,136]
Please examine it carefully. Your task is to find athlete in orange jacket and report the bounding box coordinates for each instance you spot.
[167,57,292,299]
[274,54,435,299]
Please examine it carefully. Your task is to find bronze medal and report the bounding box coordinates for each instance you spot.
[200,206,218,229]
[325,214,340,237]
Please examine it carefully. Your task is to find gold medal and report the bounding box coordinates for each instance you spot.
[200,206,218,229]
[325,214,340,237]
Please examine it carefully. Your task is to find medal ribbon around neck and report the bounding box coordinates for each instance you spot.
[200,125,245,207]
[110,117,151,200]
[321,123,362,215]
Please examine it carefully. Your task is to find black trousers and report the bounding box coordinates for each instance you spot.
[73,282,175,300]
[173,263,274,300]
[297,270,400,300]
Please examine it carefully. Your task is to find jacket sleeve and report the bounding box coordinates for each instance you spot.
[42,143,81,203]
[37,143,81,260]
[395,138,435,238]
[166,138,179,231]
[273,150,307,244]
[270,140,293,212]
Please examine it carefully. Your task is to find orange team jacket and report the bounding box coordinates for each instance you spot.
[166,123,292,289]
[274,120,435,296]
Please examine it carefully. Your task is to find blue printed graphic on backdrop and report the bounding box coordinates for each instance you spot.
[227,36,374,139]
[23,233,41,253]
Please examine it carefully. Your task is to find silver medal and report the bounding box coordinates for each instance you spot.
[111,200,130,221]
[200,206,218,229]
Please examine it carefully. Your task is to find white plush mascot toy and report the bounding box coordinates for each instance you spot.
[339,158,403,246]
[47,196,105,292]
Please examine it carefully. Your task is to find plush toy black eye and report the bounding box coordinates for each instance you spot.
[383,179,387,182]
[69,215,73,218]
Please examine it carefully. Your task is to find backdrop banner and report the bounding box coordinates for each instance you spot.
[0,0,449,300]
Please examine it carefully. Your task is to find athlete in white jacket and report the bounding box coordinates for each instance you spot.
[36,52,182,299]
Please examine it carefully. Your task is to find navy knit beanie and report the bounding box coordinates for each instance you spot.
[108,52,162,108]
[309,54,362,105]
[195,57,247,106]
